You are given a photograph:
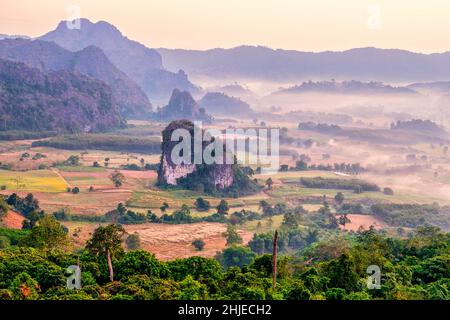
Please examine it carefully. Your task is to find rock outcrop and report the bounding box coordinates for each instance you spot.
[158,89,212,122]
[157,120,260,196]
[157,120,233,188]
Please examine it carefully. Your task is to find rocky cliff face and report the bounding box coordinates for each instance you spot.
[0,59,124,133]
[207,164,234,189]
[157,120,233,189]
[0,39,152,118]
[159,156,197,185]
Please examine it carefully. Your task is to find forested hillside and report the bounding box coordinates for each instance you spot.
[0,59,125,133]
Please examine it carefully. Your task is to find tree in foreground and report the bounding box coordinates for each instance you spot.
[86,224,126,282]
[21,215,70,251]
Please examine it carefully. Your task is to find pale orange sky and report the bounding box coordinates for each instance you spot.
[1,0,450,53]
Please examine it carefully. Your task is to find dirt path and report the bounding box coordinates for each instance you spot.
[51,168,71,188]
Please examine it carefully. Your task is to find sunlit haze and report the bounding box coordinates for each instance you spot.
[1,0,450,53]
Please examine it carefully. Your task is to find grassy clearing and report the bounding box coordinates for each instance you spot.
[302,204,324,212]
[241,215,284,234]
[127,185,267,212]
[269,183,443,205]
[56,166,106,173]
[0,169,67,193]
[255,170,342,182]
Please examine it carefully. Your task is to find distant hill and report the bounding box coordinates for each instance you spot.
[0,34,30,40]
[0,59,124,133]
[199,92,255,118]
[271,80,418,96]
[407,81,450,95]
[40,19,199,102]
[158,46,450,82]
[390,119,447,136]
[212,84,253,96]
[157,89,212,122]
[0,38,152,118]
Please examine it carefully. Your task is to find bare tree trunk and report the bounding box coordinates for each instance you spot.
[272,230,278,290]
[107,249,114,282]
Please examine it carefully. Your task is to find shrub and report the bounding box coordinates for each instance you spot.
[71,187,80,194]
[192,239,205,251]
[126,233,141,250]
[195,198,211,212]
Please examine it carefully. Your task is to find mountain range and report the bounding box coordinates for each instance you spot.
[0,38,152,118]
[271,80,418,96]
[40,19,199,103]
[158,46,450,83]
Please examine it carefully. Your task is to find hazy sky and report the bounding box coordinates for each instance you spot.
[1,0,450,53]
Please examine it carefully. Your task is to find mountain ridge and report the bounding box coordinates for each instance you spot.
[0,58,124,133]
[0,38,153,118]
[158,46,450,82]
[40,18,200,102]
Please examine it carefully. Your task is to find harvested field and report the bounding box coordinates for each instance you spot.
[1,210,25,229]
[127,223,253,260]
[337,214,386,232]
[63,221,253,260]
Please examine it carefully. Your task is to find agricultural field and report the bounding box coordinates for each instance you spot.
[0,169,68,193]
[1,119,450,262]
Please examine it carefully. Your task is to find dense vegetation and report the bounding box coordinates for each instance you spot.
[175,164,261,197]
[280,161,365,174]
[32,134,161,154]
[371,204,450,230]
[0,130,58,141]
[298,122,342,134]
[300,177,381,192]
[1,189,449,300]
[391,119,446,135]
[0,221,448,300]
[0,59,125,133]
